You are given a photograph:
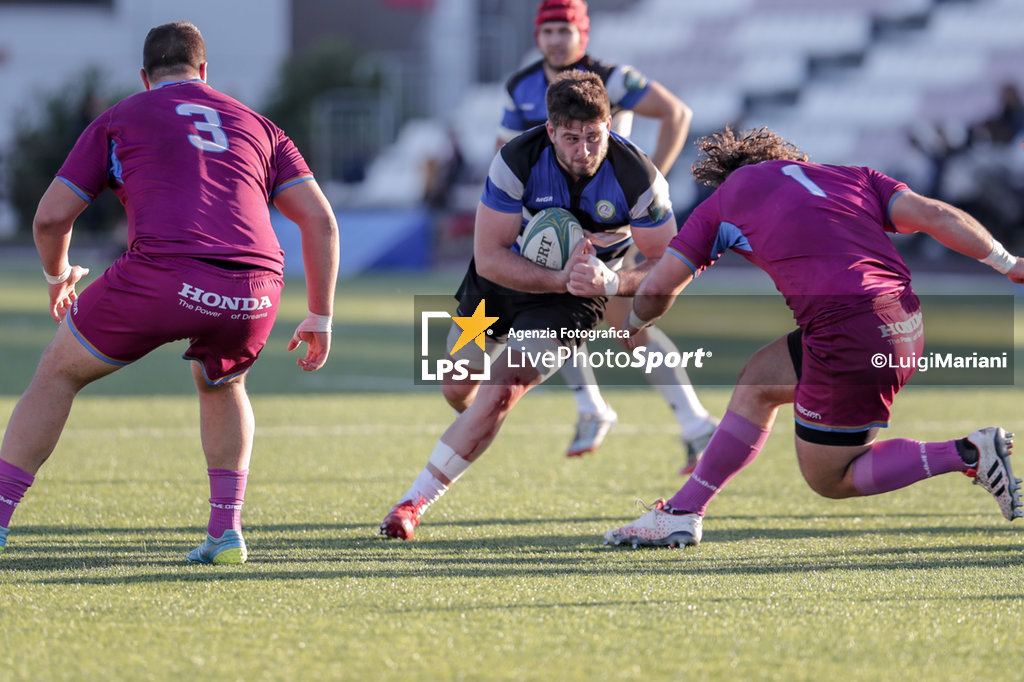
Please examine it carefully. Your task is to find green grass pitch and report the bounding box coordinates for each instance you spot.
[1,263,1022,681]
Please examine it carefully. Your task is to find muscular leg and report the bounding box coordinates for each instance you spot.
[795,437,874,499]
[192,363,253,471]
[721,334,796,430]
[442,373,480,414]
[654,331,972,505]
[383,346,553,538]
[439,351,546,462]
[440,322,501,413]
[0,322,121,537]
[191,363,253,541]
[1,321,121,474]
[796,431,970,500]
[698,337,966,503]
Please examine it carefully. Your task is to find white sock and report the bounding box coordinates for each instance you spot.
[400,441,471,512]
[642,326,711,434]
[558,342,609,415]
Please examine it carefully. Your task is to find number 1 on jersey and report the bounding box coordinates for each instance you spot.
[175,103,230,153]
[782,164,826,197]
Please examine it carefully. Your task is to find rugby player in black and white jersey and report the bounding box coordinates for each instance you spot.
[496,0,716,467]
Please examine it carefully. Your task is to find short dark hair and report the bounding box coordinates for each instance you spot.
[143,21,206,79]
[692,126,809,188]
[545,71,610,129]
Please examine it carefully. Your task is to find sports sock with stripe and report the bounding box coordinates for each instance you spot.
[850,439,966,496]
[0,459,34,529]
[207,468,248,538]
[667,410,770,515]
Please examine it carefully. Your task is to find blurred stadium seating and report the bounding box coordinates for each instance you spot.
[354,0,1022,213]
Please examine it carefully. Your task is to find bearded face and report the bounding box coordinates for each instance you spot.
[547,118,610,180]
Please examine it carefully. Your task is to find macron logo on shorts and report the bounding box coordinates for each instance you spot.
[178,282,273,312]
[795,402,823,422]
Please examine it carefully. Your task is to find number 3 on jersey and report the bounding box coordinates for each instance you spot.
[782,164,826,197]
[175,103,230,153]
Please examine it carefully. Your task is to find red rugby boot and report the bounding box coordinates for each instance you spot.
[380,497,426,540]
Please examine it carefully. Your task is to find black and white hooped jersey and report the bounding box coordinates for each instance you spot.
[480,125,673,264]
[498,55,651,142]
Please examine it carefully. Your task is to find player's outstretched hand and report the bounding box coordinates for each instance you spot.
[1006,258,1024,285]
[288,330,331,372]
[287,312,333,371]
[48,265,90,322]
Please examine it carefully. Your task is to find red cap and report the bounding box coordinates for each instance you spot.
[535,0,590,53]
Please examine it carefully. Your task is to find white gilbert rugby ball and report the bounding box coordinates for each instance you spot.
[520,207,584,270]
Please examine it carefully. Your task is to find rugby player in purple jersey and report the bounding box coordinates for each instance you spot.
[0,22,339,564]
[604,127,1024,549]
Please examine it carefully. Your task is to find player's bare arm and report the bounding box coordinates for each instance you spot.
[274,177,339,371]
[626,254,695,341]
[889,190,1023,282]
[474,202,569,293]
[615,219,677,295]
[569,219,677,298]
[631,80,692,176]
[32,179,91,322]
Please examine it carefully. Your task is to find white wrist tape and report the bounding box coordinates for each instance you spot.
[980,241,1017,274]
[588,255,620,295]
[44,265,72,285]
[628,309,652,330]
[296,312,332,333]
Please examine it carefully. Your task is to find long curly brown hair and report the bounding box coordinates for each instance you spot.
[692,126,808,188]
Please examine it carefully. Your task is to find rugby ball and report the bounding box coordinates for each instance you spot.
[520,207,584,270]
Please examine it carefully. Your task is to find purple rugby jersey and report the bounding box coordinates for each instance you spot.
[669,160,913,328]
[56,79,311,276]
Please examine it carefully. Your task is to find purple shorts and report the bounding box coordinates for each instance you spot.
[790,290,924,445]
[68,253,283,384]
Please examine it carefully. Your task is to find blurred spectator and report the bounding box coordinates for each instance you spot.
[422,124,466,210]
[908,81,1024,255]
[907,122,965,199]
[980,82,1024,145]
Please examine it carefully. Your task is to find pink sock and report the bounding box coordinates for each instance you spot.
[0,459,35,529]
[668,410,770,516]
[207,468,248,538]
[850,439,965,495]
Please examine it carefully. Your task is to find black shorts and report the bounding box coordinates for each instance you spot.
[455,259,605,347]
